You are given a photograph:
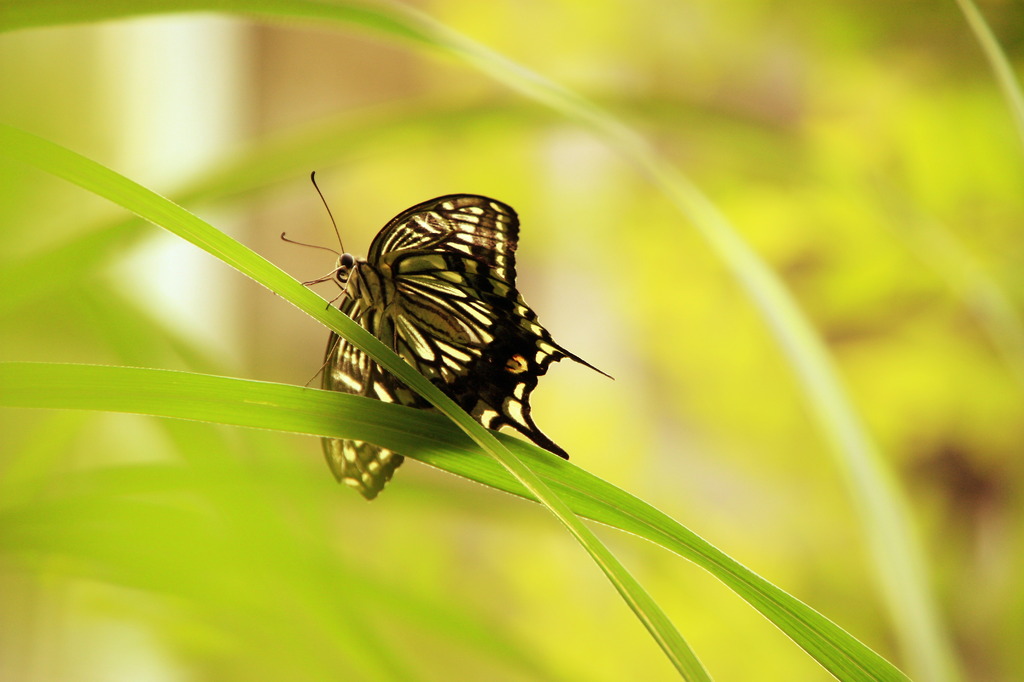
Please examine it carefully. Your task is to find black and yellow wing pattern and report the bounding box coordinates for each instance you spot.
[321,194,604,499]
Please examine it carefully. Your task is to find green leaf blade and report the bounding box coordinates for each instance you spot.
[0,360,911,682]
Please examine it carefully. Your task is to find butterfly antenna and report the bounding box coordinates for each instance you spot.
[310,171,344,253]
[280,232,339,256]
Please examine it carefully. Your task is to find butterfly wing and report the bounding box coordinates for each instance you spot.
[320,290,420,499]
[372,195,604,454]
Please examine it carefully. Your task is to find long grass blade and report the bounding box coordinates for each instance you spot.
[0,123,709,680]
[0,360,912,682]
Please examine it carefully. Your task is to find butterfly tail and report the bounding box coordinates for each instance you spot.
[560,346,613,380]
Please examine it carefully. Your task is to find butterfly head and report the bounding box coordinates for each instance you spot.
[333,252,356,286]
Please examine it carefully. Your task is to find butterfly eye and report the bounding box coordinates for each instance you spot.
[340,253,355,269]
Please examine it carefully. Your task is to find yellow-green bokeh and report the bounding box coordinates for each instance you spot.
[2,2,1022,680]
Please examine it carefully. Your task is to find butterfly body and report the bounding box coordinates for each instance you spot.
[321,194,603,499]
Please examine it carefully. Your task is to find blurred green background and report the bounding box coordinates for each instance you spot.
[1,1,1022,680]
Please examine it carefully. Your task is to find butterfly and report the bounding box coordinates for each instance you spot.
[319,194,606,499]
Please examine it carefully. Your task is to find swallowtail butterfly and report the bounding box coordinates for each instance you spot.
[320,194,605,499]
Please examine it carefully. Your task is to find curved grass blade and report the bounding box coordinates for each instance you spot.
[875,185,1024,392]
[0,100,559,320]
[0,123,709,680]
[0,360,912,682]
[954,0,1024,152]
